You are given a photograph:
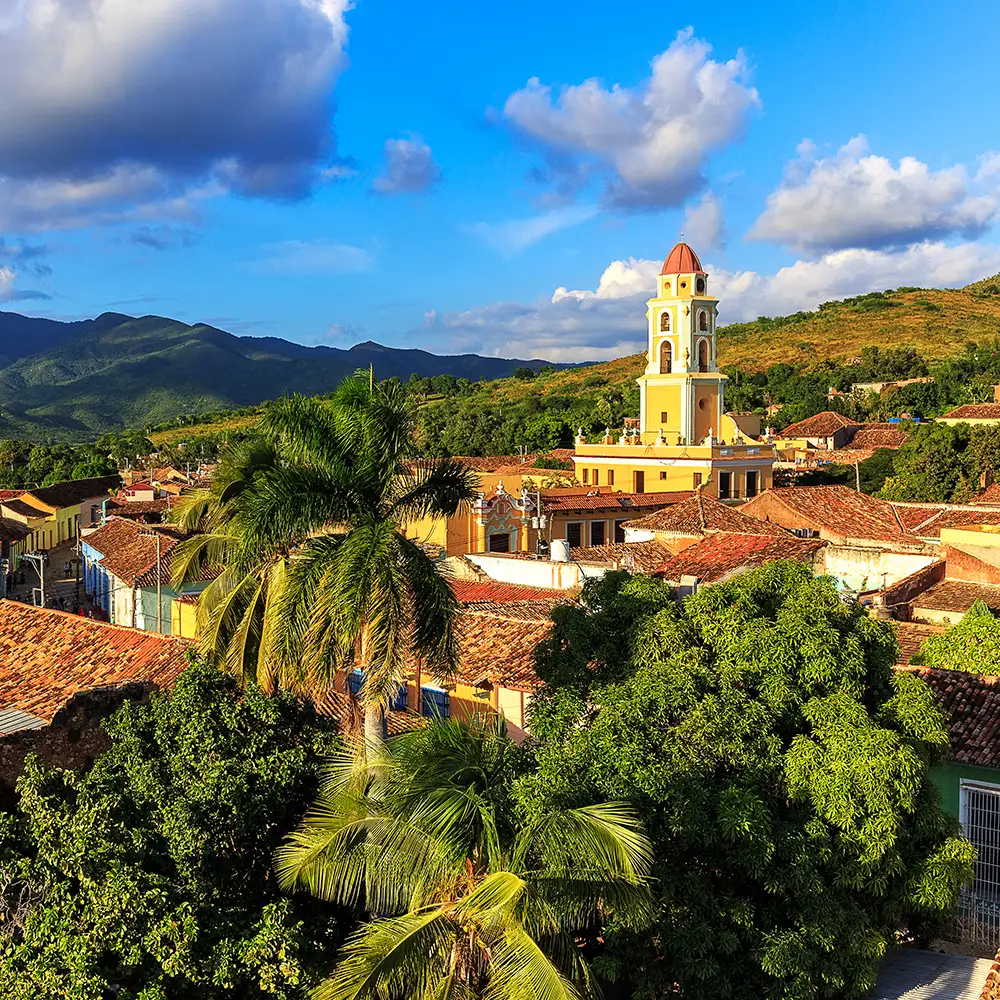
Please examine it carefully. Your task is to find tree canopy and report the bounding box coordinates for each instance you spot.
[518,564,974,1000]
[912,599,1000,671]
[0,662,347,1000]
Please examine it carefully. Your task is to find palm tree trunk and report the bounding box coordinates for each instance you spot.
[364,701,387,747]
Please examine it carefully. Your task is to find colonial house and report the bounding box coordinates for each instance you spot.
[937,402,1000,428]
[0,475,120,557]
[571,241,776,498]
[769,412,910,466]
[82,518,211,633]
[741,485,941,591]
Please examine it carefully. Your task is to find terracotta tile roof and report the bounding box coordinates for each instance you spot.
[448,455,541,472]
[312,690,423,738]
[743,486,910,543]
[624,492,789,537]
[568,540,672,573]
[491,465,575,478]
[981,952,1000,1000]
[450,581,564,605]
[898,666,1000,767]
[0,491,21,501]
[0,601,191,724]
[104,499,174,519]
[452,607,554,691]
[0,517,30,543]
[892,504,1000,538]
[894,621,946,666]
[1,498,50,519]
[941,404,1000,420]
[849,426,909,449]
[543,491,692,512]
[655,532,826,585]
[84,518,188,587]
[23,475,120,510]
[661,241,704,275]
[911,580,1000,616]
[972,483,1000,505]
[778,411,858,438]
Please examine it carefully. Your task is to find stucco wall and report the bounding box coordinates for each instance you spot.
[823,546,939,591]
[466,553,606,590]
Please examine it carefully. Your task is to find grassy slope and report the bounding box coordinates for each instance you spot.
[145,279,1000,448]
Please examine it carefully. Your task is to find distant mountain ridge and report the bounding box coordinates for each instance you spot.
[0,310,580,441]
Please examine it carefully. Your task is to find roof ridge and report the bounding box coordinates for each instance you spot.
[0,599,189,641]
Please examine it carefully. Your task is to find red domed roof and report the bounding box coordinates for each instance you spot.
[660,241,705,275]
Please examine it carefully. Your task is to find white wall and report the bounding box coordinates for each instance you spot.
[466,554,607,590]
[823,546,937,591]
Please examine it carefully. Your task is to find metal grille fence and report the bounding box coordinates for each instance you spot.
[955,783,1000,949]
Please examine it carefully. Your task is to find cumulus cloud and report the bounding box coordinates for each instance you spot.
[247,238,375,275]
[502,28,759,210]
[463,204,598,256]
[0,0,351,229]
[419,241,1000,361]
[372,136,441,195]
[751,136,997,253]
[682,192,725,249]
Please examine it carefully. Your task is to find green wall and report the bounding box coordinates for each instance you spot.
[932,761,1000,819]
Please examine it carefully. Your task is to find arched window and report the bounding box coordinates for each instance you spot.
[698,339,709,373]
[696,277,706,294]
[699,310,709,332]
[660,340,672,374]
[660,311,670,332]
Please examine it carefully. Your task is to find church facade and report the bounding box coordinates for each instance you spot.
[572,242,775,500]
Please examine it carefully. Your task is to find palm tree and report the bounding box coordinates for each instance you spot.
[170,370,480,743]
[275,714,654,1000]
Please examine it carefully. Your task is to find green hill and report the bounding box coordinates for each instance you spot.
[0,311,580,441]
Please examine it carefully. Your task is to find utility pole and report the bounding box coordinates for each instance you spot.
[855,459,861,492]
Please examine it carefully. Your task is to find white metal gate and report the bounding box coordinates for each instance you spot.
[956,781,1000,949]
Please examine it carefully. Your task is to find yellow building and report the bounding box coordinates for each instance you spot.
[573,241,775,500]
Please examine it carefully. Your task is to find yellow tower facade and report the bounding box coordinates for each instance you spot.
[638,241,725,447]
[572,242,775,500]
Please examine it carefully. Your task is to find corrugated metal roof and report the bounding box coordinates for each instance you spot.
[0,707,46,735]
[869,950,993,1000]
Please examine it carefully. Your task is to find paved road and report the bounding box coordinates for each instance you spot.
[6,541,88,612]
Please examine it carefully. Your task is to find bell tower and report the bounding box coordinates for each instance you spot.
[638,241,726,445]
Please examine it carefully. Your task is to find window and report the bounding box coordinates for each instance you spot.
[592,469,599,486]
[421,686,450,719]
[699,311,708,331]
[659,311,670,332]
[662,281,671,296]
[660,341,672,374]
[660,411,669,424]
[746,470,759,498]
[582,468,589,484]
[566,522,583,548]
[696,277,706,294]
[590,520,606,546]
[659,471,667,480]
[718,471,732,500]
[488,532,511,553]
[693,472,703,488]
[614,519,628,543]
[633,471,645,494]
[607,470,615,486]
[960,781,1000,945]
[348,669,365,696]
[698,339,709,372]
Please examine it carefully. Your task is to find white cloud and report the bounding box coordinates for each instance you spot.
[0,267,16,299]
[419,241,1000,361]
[0,0,351,229]
[682,192,725,249]
[751,136,997,253]
[372,136,441,195]
[247,238,375,275]
[502,28,759,210]
[463,204,598,256]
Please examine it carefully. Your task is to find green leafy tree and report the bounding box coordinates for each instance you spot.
[276,715,653,1000]
[0,662,347,999]
[520,565,974,1000]
[172,371,479,744]
[912,600,1000,671]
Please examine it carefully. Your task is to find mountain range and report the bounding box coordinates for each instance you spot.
[0,311,577,441]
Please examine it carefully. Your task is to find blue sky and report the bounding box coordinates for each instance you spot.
[3,0,1000,362]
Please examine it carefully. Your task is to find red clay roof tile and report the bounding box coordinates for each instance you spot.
[655,532,826,584]
[625,492,789,537]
